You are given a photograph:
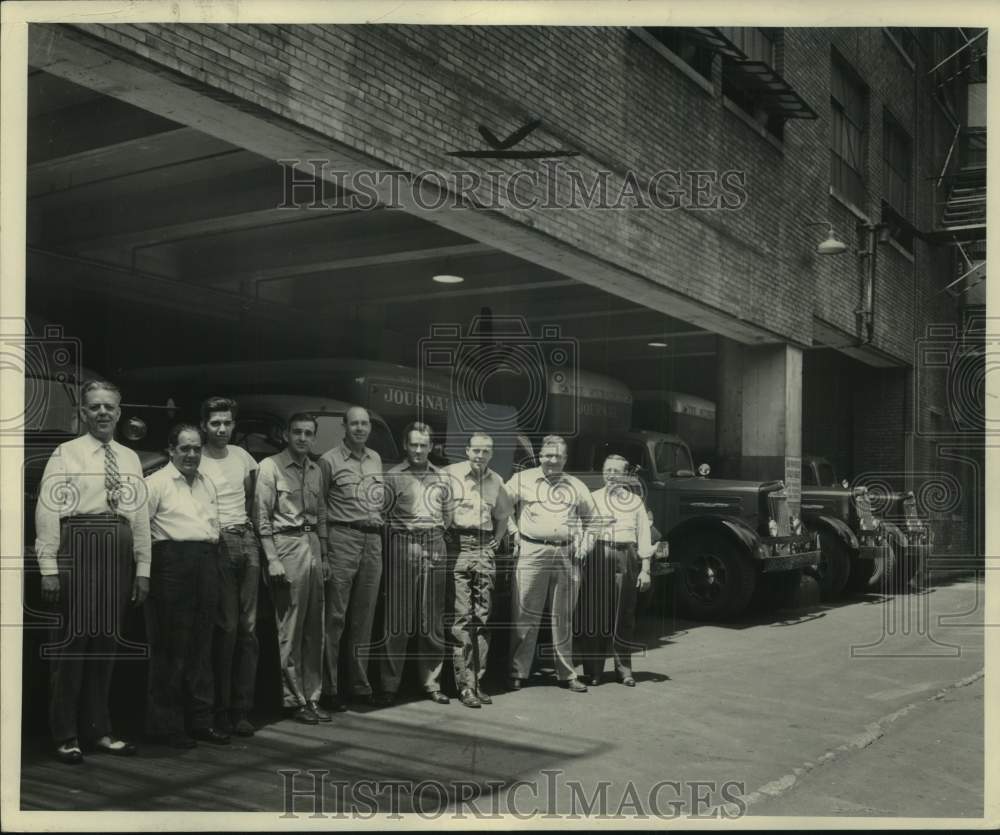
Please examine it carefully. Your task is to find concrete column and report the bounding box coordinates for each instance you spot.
[716,339,803,516]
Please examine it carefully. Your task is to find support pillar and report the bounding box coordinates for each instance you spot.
[716,339,802,516]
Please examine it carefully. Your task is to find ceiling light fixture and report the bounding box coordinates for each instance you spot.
[805,220,848,255]
[432,274,464,284]
[647,341,668,348]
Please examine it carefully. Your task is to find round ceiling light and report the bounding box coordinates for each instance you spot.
[432,274,464,284]
[647,341,668,348]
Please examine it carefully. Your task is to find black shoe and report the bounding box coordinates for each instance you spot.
[90,737,137,757]
[477,690,493,705]
[459,689,482,709]
[54,739,83,764]
[588,675,602,687]
[560,679,588,693]
[372,692,396,708]
[192,727,231,745]
[290,705,319,725]
[428,690,450,705]
[508,677,525,691]
[621,676,636,687]
[168,733,197,749]
[307,701,333,722]
[214,712,234,735]
[325,696,349,713]
[231,712,256,737]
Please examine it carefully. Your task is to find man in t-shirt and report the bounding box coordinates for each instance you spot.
[199,397,260,737]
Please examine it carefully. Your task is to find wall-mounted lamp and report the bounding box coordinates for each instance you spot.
[805,221,848,255]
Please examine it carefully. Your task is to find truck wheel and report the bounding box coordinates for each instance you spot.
[674,533,755,621]
[816,530,850,600]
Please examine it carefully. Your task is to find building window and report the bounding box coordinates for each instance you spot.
[830,54,869,209]
[644,27,715,81]
[883,110,913,217]
[718,27,777,68]
[718,28,786,139]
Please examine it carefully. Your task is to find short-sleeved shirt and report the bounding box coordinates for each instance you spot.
[318,443,384,525]
[199,445,257,528]
[590,485,655,558]
[384,460,449,530]
[442,460,512,532]
[504,466,596,541]
[145,462,220,544]
[254,449,326,539]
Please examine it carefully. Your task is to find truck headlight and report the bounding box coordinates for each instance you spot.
[768,518,778,537]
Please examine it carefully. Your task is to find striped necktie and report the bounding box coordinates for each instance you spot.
[104,443,121,510]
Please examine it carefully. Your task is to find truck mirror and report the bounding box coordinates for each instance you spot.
[123,417,147,442]
[841,479,849,489]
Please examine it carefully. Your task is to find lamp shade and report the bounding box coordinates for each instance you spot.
[817,230,848,255]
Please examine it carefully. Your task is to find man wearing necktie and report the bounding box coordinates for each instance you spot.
[35,379,152,764]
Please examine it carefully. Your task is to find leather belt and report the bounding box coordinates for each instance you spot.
[330,520,383,534]
[521,534,571,546]
[274,524,315,535]
[449,526,493,537]
[390,526,444,538]
[598,539,637,549]
[222,522,252,534]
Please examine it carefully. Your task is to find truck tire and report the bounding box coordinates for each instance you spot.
[815,530,850,600]
[674,532,756,621]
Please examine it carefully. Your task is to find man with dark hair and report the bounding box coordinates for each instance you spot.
[504,434,596,694]
[443,432,512,709]
[255,412,328,724]
[144,424,229,748]
[317,406,383,711]
[376,421,452,706]
[35,378,151,763]
[199,396,260,737]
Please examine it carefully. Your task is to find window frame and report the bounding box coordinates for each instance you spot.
[830,53,870,210]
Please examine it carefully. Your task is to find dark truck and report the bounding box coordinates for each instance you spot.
[564,430,819,620]
[802,454,930,593]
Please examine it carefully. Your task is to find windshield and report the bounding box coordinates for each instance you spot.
[22,377,79,433]
[816,461,837,487]
[654,440,693,476]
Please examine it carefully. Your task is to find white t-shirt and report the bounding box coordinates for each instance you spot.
[199,445,258,528]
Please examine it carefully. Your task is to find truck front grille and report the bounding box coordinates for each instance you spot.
[767,492,790,536]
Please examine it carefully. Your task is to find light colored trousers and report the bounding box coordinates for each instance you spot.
[323,526,382,697]
[509,540,582,681]
[271,532,324,708]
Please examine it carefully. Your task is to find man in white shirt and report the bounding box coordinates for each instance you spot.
[35,379,151,764]
[199,397,260,737]
[144,424,228,748]
[577,455,654,688]
[504,435,596,694]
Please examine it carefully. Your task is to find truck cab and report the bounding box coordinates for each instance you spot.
[802,454,927,593]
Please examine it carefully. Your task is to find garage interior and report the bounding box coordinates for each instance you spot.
[27,70,722,411]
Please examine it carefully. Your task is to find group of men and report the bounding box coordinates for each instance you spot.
[34,380,656,763]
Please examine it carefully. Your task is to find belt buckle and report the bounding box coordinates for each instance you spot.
[302,524,315,533]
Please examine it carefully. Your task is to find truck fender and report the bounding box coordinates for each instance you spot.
[668,516,759,556]
[881,520,907,548]
[805,515,859,553]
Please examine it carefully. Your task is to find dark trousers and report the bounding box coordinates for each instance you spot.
[145,541,219,735]
[377,529,447,694]
[47,515,133,744]
[576,541,641,680]
[214,526,260,715]
[449,534,495,692]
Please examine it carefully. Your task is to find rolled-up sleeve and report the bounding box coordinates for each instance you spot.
[130,485,152,578]
[254,459,277,538]
[34,449,66,576]
[636,505,655,560]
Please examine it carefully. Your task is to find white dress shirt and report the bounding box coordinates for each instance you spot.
[145,462,220,543]
[34,433,153,577]
[590,485,655,559]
